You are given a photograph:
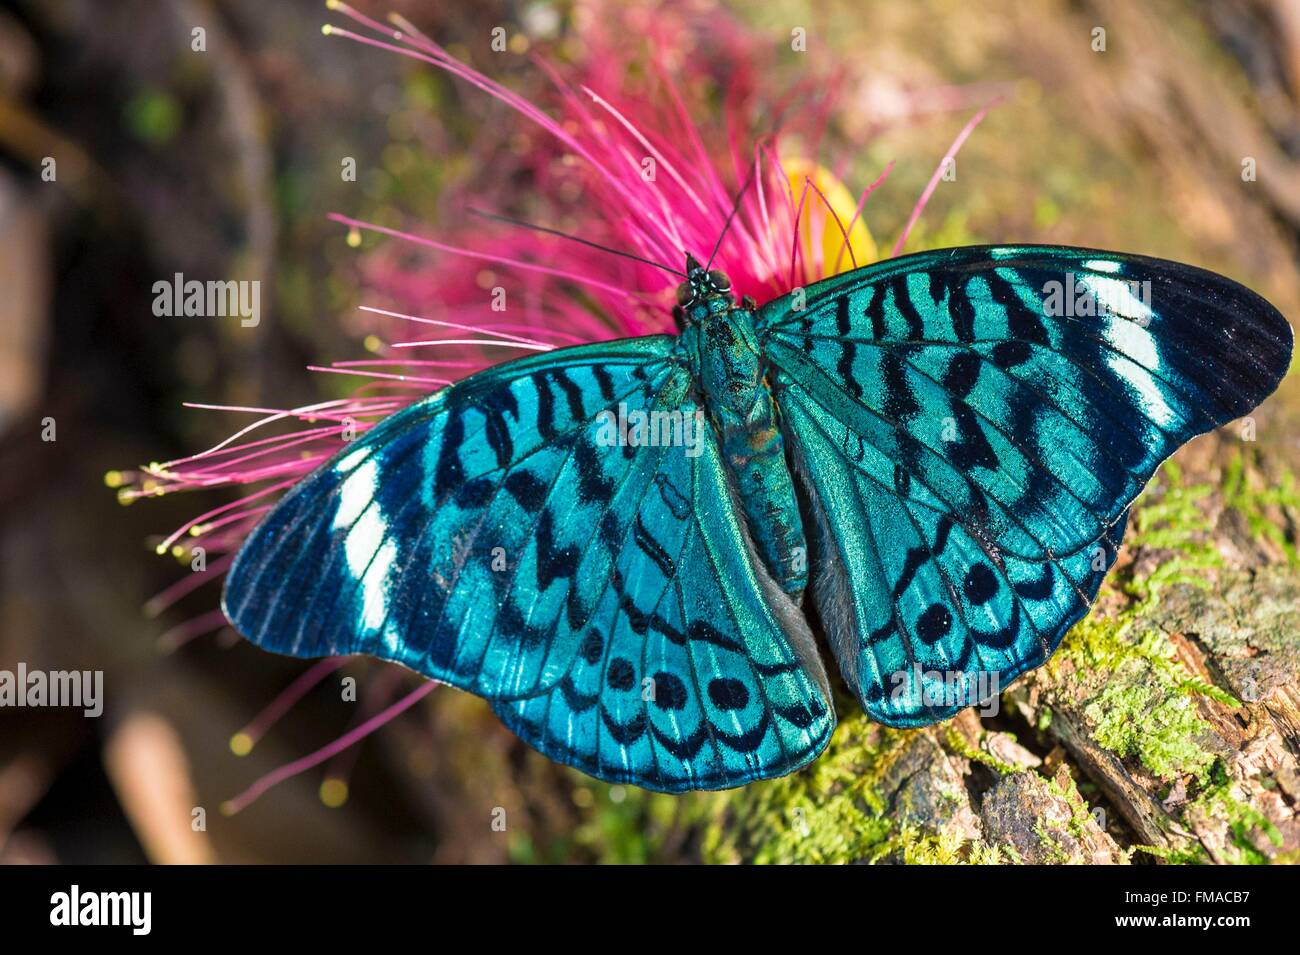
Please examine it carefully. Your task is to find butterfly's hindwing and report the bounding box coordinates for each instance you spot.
[761,246,1291,726]
[493,400,834,790]
[223,337,833,791]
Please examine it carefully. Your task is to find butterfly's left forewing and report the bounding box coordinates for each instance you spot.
[761,246,1292,726]
[224,337,833,791]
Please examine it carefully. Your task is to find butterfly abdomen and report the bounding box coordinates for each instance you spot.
[690,303,808,595]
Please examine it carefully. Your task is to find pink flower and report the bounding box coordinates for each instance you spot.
[112,0,994,809]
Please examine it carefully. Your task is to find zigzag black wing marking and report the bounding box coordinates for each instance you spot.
[760,245,1291,726]
[224,336,834,790]
[492,399,835,792]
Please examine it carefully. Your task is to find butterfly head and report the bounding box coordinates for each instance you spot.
[673,254,734,328]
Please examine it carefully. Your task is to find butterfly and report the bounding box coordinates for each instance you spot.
[223,245,1292,792]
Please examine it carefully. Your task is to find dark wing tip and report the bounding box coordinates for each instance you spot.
[1209,275,1293,415]
[1140,253,1293,421]
[976,245,1293,423]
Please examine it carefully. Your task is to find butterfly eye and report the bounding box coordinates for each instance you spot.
[709,270,731,291]
[676,283,694,306]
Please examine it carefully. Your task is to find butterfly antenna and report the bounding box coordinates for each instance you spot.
[466,208,686,278]
[704,162,760,271]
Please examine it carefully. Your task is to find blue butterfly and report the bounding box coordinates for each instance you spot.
[223,246,1292,792]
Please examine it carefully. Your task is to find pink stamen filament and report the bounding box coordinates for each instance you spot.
[787,176,812,289]
[803,177,858,272]
[892,99,1001,257]
[357,306,559,347]
[222,680,438,815]
[232,657,350,751]
[330,214,632,298]
[157,608,230,653]
[306,365,451,386]
[390,339,553,352]
[833,160,895,272]
[144,553,235,617]
[154,478,299,554]
[324,665,407,785]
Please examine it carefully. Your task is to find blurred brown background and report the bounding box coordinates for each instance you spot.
[1,0,1297,863]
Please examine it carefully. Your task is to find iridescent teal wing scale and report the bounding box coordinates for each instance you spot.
[492,392,834,790]
[223,338,833,792]
[759,245,1292,726]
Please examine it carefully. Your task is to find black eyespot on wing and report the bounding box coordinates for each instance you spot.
[651,672,688,710]
[916,604,953,644]
[962,563,998,605]
[607,657,636,691]
[579,631,604,666]
[707,678,749,711]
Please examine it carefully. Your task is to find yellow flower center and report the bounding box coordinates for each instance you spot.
[783,157,877,276]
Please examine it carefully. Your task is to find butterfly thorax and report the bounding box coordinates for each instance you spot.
[676,258,808,596]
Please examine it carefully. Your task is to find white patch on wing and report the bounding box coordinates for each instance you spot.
[344,505,396,635]
[334,458,377,529]
[360,538,397,634]
[1072,275,1174,424]
[1106,354,1176,427]
[1084,258,1123,274]
[1080,275,1154,328]
[332,457,399,638]
[1101,311,1159,369]
[345,506,385,578]
[336,445,370,474]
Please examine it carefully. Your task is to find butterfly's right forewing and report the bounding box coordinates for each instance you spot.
[760,246,1291,727]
